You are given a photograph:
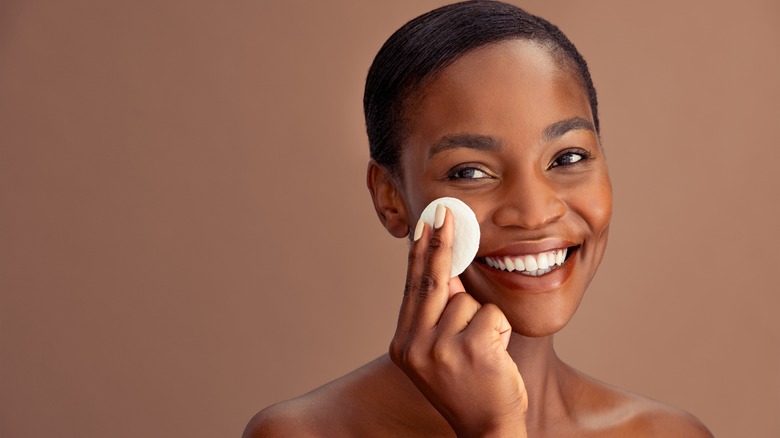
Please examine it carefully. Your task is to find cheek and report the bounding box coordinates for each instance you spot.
[399,179,435,226]
[570,172,613,234]
[567,172,612,285]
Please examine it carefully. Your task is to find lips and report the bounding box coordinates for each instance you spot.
[470,243,580,292]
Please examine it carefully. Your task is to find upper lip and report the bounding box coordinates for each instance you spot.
[478,239,579,258]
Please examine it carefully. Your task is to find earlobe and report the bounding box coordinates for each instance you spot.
[366,160,410,238]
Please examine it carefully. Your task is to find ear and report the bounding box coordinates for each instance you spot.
[366,160,411,238]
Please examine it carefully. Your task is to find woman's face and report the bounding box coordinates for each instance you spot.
[398,40,612,337]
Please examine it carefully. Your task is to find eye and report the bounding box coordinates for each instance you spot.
[550,149,590,168]
[448,166,491,180]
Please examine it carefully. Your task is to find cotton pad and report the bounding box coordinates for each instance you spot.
[419,197,480,278]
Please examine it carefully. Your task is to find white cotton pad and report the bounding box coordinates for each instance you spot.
[419,197,480,278]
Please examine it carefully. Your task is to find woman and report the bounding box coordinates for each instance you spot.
[245,2,712,436]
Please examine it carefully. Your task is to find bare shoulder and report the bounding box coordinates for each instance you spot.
[242,378,359,438]
[242,398,321,438]
[628,401,713,438]
[614,395,713,438]
[571,368,713,437]
[242,355,426,438]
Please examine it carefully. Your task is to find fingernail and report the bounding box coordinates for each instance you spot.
[434,204,446,229]
[413,219,424,241]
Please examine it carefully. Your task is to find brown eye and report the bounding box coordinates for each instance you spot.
[449,167,490,180]
[550,150,590,168]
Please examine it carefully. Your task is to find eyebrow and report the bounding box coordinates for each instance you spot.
[428,134,502,158]
[427,116,596,159]
[542,117,596,142]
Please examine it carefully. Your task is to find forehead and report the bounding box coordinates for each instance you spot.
[402,39,592,152]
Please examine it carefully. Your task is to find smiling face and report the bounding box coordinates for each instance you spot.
[395,39,612,337]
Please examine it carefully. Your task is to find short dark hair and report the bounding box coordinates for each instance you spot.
[364,0,599,177]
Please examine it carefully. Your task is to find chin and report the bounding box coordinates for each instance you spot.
[460,263,588,338]
[505,309,576,338]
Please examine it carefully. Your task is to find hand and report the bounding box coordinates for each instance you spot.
[389,205,528,438]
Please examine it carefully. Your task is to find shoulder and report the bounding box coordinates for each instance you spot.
[592,381,712,436]
[623,398,713,438]
[243,377,367,438]
[242,356,406,438]
[568,367,712,437]
[242,398,322,438]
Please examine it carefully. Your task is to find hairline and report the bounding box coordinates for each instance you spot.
[391,37,592,181]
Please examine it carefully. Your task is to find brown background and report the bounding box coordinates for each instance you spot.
[1,1,778,437]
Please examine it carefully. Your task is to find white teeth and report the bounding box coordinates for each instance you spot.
[522,267,552,277]
[537,253,549,270]
[483,247,573,276]
[504,257,515,272]
[513,256,525,271]
[524,255,538,271]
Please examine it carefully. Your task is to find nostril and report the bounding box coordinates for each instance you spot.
[490,181,566,230]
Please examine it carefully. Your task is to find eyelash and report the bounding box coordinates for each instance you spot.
[549,148,591,169]
[447,165,492,180]
[446,149,591,180]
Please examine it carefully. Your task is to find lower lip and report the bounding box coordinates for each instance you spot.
[472,248,578,293]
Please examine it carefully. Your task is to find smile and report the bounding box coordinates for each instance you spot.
[480,247,574,277]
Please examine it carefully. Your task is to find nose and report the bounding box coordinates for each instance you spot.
[491,170,567,230]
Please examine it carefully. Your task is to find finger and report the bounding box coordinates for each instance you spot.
[413,204,456,330]
[395,219,431,337]
[461,303,513,351]
[436,292,481,336]
[447,277,466,300]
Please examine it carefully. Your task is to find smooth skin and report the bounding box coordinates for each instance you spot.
[244,40,712,437]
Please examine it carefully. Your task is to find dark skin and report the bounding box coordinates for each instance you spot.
[245,40,712,437]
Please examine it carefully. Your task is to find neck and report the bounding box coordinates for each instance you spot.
[506,334,573,430]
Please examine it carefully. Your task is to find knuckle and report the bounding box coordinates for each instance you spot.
[427,234,445,250]
[430,338,453,366]
[403,277,419,297]
[403,343,427,369]
[388,336,405,357]
[480,302,503,317]
[449,291,468,303]
[450,292,480,315]
[388,338,404,363]
[406,245,419,264]
[389,336,429,371]
[462,332,483,354]
[418,274,438,296]
[449,291,474,307]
